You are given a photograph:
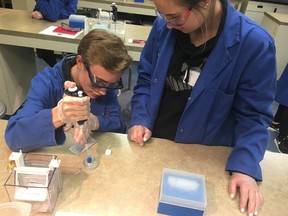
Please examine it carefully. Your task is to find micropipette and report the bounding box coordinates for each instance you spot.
[65,87,99,168]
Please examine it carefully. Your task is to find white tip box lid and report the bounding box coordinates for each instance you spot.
[159,168,207,210]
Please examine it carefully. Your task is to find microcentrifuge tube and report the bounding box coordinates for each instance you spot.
[83,148,99,169]
[86,149,93,163]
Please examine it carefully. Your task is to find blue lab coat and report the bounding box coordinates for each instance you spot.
[34,0,78,22]
[275,64,288,106]
[130,3,277,180]
[5,58,125,152]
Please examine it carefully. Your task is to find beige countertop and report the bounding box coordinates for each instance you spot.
[10,0,155,16]
[0,8,79,44]
[0,8,151,55]
[78,0,155,16]
[78,0,155,9]
[0,119,287,215]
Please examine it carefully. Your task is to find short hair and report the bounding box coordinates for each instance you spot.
[77,29,132,73]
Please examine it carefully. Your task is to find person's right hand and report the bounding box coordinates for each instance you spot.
[57,81,90,124]
[31,11,43,20]
[73,113,99,144]
[128,125,151,146]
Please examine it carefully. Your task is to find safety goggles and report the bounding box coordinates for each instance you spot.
[155,8,191,26]
[85,64,123,89]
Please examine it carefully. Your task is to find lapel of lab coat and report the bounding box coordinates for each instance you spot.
[186,5,241,107]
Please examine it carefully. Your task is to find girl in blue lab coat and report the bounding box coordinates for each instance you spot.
[270,64,288,153]
[5,29,132,152]
[128,0,276,215]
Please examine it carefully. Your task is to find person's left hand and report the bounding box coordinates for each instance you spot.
[229,172,263,216]
[31,11,43,20]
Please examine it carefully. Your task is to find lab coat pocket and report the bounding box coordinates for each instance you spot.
[207,89,235,124]
[203,89,235,145]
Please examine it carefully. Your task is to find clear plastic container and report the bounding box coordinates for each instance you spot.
[4,154,62,213]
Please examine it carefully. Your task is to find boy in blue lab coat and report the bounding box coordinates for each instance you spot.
[5,29,132,152]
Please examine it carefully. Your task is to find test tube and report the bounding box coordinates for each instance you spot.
[86,148,93,164]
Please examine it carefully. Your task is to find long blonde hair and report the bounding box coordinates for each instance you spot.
[179,0,218,43]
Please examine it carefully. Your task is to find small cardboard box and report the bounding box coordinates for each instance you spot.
[4,154,62,213]
[157,168,207,216]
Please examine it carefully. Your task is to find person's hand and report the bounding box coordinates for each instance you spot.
[128,125,151,146]
[57,81,90,124]
[229,172,263,216]
[73,114,99,144]
[31,11,43,20]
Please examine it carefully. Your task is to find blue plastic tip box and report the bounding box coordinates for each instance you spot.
[157,168,207,216]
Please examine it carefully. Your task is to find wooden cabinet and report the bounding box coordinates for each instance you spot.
[261,12,288,78]
[245,1,288,24]
[10,0,34,11]
[0,45,37,115]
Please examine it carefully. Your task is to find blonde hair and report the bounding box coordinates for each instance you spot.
[180,0,218,43]
[77,29,132,73]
